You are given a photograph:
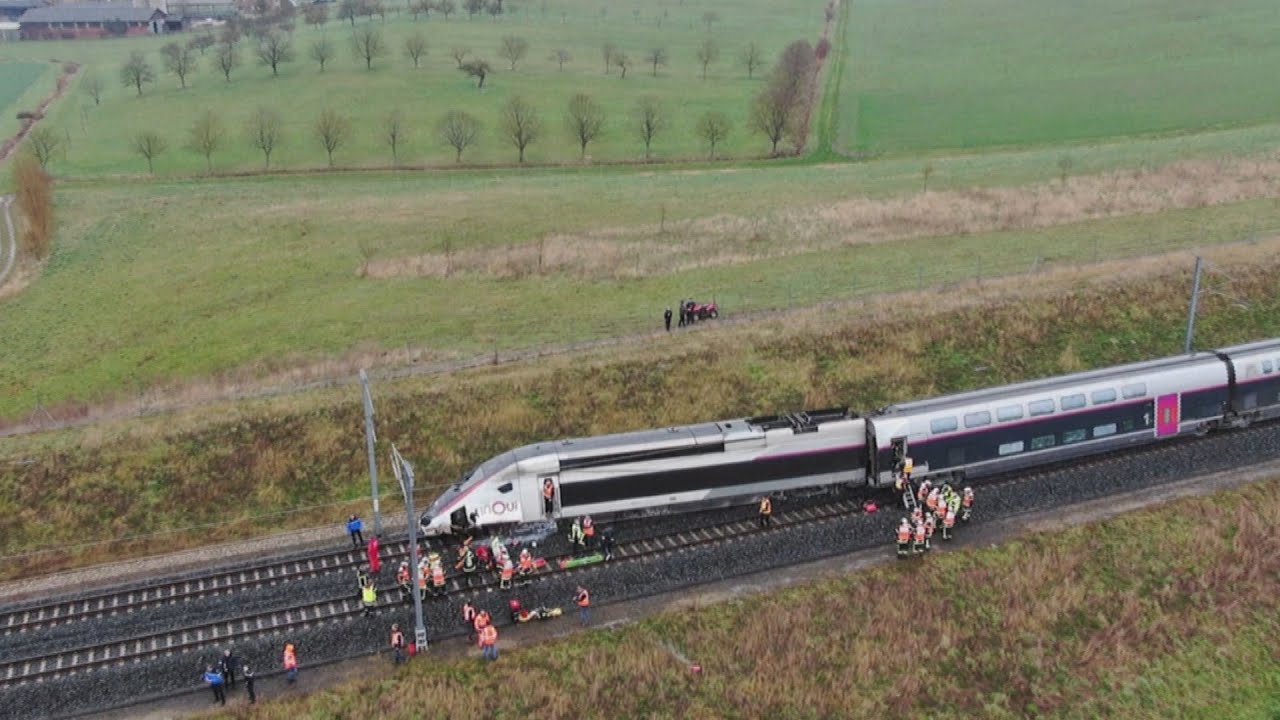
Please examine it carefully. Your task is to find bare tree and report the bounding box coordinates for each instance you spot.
[439,109,480,162]
[464,0,483,19]
[310,37,335,72]
[701,10,720,30]
[215,42,240,81]
[119,51,155,97]
[459,59,491,88]
[501,95,540,163]
[188,33,215,56]
[338,0,358,25]
[497,35,528,71]
[257,30,294,77]
[550,48,571,71]
[303,3,329,27]
[450,46,471,68]
[81,73,104,105]
[633,96,665,159]
[485,0,502,20]
[383,109,406,165]
[130,130,168,174]
[352,26,387,70]
[695,38,719,80]
[740,41,763,79]
[160,42,197,89]
[565,93,605,159]
[613,50,630,78]
[370,0,387,22]
[696,110,730,159]
[437,0,456,19]
[644,47,667,77]
[408,0,430,20]
[404,31,428,68]
[750,39,816,154]
[246,106,284,169]
[25,126,60,168]
[187,109,225,173]
[601,41,616,74]
[358,0,378,22]
[314,108,351,167]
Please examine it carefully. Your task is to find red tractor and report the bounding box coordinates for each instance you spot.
[684,299,719,321]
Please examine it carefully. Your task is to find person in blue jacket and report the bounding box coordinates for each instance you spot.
[203,664,225,706]
[346,515,364,549]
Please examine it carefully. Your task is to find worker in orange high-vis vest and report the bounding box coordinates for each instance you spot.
[517,548,535,585]
[923,514,935,551]
[758,496,773,529]
[582,515,596,549]
[961,487,975,523]
[943,507,956,540]
[479,624,499,662]
[575,585,591,626]
[896,519,912,558]
[912,520,926,555]
[500,558,514,590]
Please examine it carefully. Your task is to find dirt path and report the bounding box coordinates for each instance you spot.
[81,460,1280,719]
[0,61,78,164]
[0,196,15,288]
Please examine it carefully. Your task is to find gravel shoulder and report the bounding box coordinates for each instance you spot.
[68,456,1280,720]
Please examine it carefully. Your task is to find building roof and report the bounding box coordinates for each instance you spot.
[0,0,44,10]
[18,3,162,23]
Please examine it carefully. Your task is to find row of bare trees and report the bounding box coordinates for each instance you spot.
[119,93,747,175]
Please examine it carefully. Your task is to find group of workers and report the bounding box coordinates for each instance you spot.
[894,464,976,557]
[200,647,267,707]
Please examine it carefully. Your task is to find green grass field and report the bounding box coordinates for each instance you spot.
[0,61,55,141]
[2,0,822,175]
[839,0,1280,154]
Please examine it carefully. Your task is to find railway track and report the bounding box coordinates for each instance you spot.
[3,420,1273,691]
[0,497,867,689]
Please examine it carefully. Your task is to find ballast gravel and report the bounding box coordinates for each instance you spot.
[5,422,1280,719]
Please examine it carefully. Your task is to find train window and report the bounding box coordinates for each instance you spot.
[1061,394,1086,411]
[1028,399,1055,416]
[1091,389,1117,405]
[1264,360,1275,374]
[1030,434,1056,450]
[998,440,1024,456]
[497,482,514,494]
[930,417,958,435]
[1063,429,1087,444]
[1121,382,1147,399]
[963,411,992,428]
[1093,423,1117,437]
[997,405,1024,422]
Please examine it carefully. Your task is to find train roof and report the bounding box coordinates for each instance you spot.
[1216,337,1280,356]
[877,350,1223,415]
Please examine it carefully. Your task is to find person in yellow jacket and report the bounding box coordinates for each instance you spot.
[361,579,378,616]
[758,496,773,529]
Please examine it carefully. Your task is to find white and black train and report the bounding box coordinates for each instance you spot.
[420,337,1280,536]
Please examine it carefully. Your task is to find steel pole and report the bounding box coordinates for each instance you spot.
[1184,256,1203,355]
[403,460,428,651]
[360,369,383,537]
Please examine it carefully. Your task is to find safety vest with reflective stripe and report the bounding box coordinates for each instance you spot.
[397,566,410,585]
[390,630,404,648]
[543,481,554,499]
[519,552,534,571]
[362,585,377,604]
[501,563,514,581]
[913,524,925,542]
[897,525,911,543]
[583,518,595,537]
[944,510,956,528]
[576,589,590,607]
[962,493,973,508]
[480,625,497,647]
[760,498,772,515]
[432,564,446,586]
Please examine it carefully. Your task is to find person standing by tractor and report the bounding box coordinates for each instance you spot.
[758,495,773,529]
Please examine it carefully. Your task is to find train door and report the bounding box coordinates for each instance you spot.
[891,437,908,475]
[1155,393,1180,437]
[449,506,473,533]
[521,475,558,521]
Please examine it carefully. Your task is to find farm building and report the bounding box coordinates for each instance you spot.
[17,3,180,39]
[163,0,234,19]
[0,0,43,22]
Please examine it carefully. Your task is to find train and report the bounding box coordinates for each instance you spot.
[420,337,1280,537]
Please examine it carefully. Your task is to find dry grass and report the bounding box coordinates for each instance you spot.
[4,246,1280,580]
[213,478,1280,720]
[367,155,1280,280]
[10,154,52,260]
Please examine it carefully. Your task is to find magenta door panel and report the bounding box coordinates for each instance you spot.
[1155,393,1180,437]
